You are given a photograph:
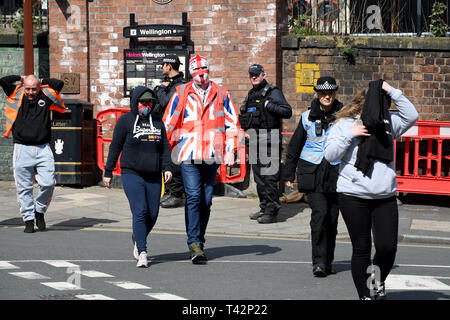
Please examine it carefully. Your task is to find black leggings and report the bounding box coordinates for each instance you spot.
[338,194,398,298]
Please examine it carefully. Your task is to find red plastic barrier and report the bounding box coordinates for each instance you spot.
[215,137,247,183]
[96,108,247,183]
[281,120,450,196]
[395,120,450,195]
[96,108,130,175]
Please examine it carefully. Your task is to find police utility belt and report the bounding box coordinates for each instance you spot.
[239,84,277,130]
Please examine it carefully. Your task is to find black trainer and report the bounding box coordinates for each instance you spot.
[24,220,35,233]
[160,195,184,208]
[249,211,263,220]
[257,214,277,224]
[35,211,46,231]
[160,194,171,205]
[375,283,387,300]
[312,265,327,277]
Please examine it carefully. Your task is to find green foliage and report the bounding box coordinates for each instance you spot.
[10,8,42,34]
[430,2,448,37]
[11,9,24,33]
[288,14,325,36]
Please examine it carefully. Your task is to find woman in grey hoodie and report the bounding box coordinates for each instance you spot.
[324,81,418,300]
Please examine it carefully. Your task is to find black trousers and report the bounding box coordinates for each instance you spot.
[338,194,398,298]
[165,163,184,198]
[252,161,281,216]
[307,192,339,268]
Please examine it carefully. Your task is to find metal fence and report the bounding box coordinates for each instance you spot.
[288,0,450,36]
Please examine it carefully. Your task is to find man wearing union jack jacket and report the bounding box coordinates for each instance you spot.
[163,54,240,264]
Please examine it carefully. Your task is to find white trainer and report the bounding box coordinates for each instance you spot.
[136,251,148,268]
[132,235,139,260]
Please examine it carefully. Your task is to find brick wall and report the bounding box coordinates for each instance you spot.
[282,36,450,136]
[48,0,288,113]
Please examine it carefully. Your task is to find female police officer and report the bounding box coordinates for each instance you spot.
[283,77,343,277]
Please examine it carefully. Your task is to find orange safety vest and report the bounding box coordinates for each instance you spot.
[3,84,66,138]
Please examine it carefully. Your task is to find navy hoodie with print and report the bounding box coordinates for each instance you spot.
[104,86,172,178]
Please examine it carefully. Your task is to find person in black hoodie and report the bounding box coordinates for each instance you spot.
[154,55,186,208]
[283,76,343,277]
[103,86,172,268]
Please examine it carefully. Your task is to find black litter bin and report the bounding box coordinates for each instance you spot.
[50,99,100,186]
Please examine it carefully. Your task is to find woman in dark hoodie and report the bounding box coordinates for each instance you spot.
[103,86,172,268]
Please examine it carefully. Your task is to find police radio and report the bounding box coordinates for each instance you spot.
[315,120,322,136]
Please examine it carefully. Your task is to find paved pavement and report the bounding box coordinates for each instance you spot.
[0,180,449,246]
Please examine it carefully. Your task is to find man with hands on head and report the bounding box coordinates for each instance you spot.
[1,74,65,234]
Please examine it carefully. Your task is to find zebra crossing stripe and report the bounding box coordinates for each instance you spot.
[0,261,19,270]
[41,282,84,290]
[75,294,115,300]
[79,270,114,278]
[42,260,80,268]
[106,281,151,290]
[9,272,50,280]
[386,274,450,291]
[145,293,187,300]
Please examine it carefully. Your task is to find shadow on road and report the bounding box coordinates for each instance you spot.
[0,217,119,231]
[387,290,450,300]
[50,218,119,231]
[277,202,310,222]
[0,217,23,226]
[150,244,282,265]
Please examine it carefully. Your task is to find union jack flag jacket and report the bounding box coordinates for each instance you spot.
[163,81,240,163]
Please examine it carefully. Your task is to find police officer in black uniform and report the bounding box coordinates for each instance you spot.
[154,55,186,208]
[240,64,292,224]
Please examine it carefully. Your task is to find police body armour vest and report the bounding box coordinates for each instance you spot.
[243,84,278,130]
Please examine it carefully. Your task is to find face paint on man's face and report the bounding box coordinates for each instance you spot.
[192,67,209,87]
[189,54,210,87]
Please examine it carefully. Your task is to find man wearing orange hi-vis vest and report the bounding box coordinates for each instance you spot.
[1,74,65,233]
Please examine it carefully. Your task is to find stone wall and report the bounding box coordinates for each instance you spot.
[281,36,450,137]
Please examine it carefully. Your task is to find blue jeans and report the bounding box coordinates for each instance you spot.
[122,173,161,254]
[181,162,219,247]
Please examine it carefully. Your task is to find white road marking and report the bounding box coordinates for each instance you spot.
[79,270,114,278]
[0,261,19,270]
[9,272,50,280]
[3,259,450,269]
[42,260,79,268]
[411,219,450,232]
[75,294,115,300]
[144,293,187,300]
[106,281,150,290]
[41,282,84,290]
[386,274,450,291]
